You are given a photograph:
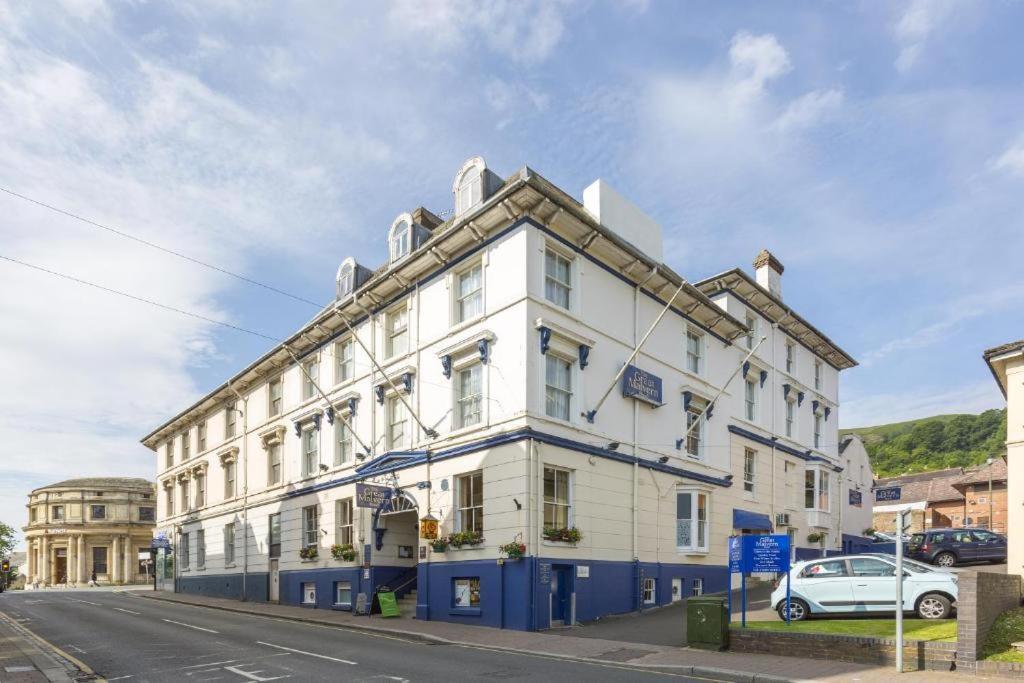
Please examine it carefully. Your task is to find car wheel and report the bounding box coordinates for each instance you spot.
[934,552,956,567]
[917,593,951,619]
[778,598,809,622]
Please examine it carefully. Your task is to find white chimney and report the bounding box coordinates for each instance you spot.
[583,179,663,263]
[753,249,784,299]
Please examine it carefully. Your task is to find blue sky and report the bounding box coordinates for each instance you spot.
[2,1,1022,547]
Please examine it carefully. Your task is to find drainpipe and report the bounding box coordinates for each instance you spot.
[227,382,248,602]
[770,323,777,540]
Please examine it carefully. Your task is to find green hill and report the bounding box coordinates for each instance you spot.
[842,409,1006,478]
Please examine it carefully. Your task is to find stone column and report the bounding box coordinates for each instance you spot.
[40,536,49,585]
[111,536,120,583]
[78,535,86,583]
[123,536,132,583]
[67,537,76,585]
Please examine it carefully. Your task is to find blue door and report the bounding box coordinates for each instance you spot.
[550,565,572,624]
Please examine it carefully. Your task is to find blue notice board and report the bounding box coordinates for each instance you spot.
[875,487,901,502]
[729,534,791,574]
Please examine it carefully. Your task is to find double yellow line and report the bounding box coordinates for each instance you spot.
[0,609,104,682]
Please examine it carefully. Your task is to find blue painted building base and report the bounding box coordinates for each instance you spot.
[177,572,269,602]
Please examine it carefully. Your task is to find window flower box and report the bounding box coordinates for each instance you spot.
[499,541,527,560]
[299,545,319,561]
[330,543,357,562]
[431,538,450,553]
[447,530,484,549]
[543,527,582,544]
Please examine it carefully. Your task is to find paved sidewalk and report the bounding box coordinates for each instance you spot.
[131,590,983,682]
[0,611,81,682]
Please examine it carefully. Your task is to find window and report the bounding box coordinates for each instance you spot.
[93,546,108,574]
[455,264,483,322]
[455,165,483,215]
[181,430,190,460]
[453,577,481,608]
[180,534,190,569]
[386,306,409,358]
[677,490,709,552]
[685,329,703,374]
[195,473,206,507]
[814,413,822,449]
[685,402,704,459]
[814,361,822,390]
[196,529,206,567]
[268,442,282,485]
[225,404,237,438]
[334,580,353,606]
[978,496,988,504]
[390,218,410,263]
[197,421,207,451]
[302,429,319,478]
[302,359,319,401]
[804,470,815,509]
[166,488,174,516]
[268,377,283,416]
[804,469,830,510]
[224,460,236,499]
[90,504,106,520]
[224,523,235,565]
[743,449,756,495]
[850,558,895,577]
[302,505,319,548]
[139,507,155,522]
[30,507,37,523]
[456,471,483,534]
[785,400,795,438]
[692,578,704,596]
[335,339,354,384]
[166,440,174,468]
[543,467,572,529]
[334,419,353,467]
[336,498,354,546]
[744,378,757,421]
[544,248,572,309]
[337,263,354,298]
[785,342,795,374]
[387,395,407,450]
[643,577,656,605]
[52,505,65,521]
[268,513,281,558]
[544,355,572,421]
[745,313,757,349]
[455,364,483,429]
[801,560,848,578]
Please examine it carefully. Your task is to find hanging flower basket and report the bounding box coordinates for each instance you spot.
[499,541,527,560]
[447,530,484,548]
[806,532,825,544]
[330,544,357,561]
[299,545,319,560]
[543,527,582,544]
[430,537,450,553]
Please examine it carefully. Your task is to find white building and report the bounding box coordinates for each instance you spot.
[984,340,1023,573]
[141,159,858,629]
[837,434,875,550]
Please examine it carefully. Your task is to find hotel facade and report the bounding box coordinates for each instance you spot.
[142,160,859,630]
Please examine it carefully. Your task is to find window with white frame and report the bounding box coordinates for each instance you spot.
[676,489,709,552]
[785,398,795,438]
[180,478,190,511]
[196,529,206,567]
[197,421,207,451]
[223,460,236,499]
[195,472,206,507]
[224,523,235,565]
[453,577,481,608]
[685,401,704,459]
[165,486,174,516]
[544,354,573,421]
[456,471,483,534]
[166,440,174,468]
[181,429,190,460]
[455,263,483,323]
[785,342,795,374]
[390,218,410,263]
[744,378,757,422]
[543,467,572,529]
[743,448,756,495]
[455,364,483,429]
[337,263,354,298]
[225,403,237,438]
[302,505,319,548]
[814,360,822,390]
[745,313,757,349]
[386,306,409,358]
[692,578,704,596]
[302,429,318,478]
[268,442,282,485]
[805,469,830,510]
[334,580,353,606]
[685,329,703,374]
[814,412,823,449]
[455,166,483,215]
[302,359,319,400]
[544,248,572,309]
[180,533,190,569]
[819,470,830,510]
[335,339,354,384]
[334,418,353,466]
[268,377,283,416]
[642,577,656,605]
[268,513,281,557]
[336,498,354,546]
[387,395,407,450]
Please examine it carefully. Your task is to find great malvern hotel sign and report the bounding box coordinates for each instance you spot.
[621,365,663,407]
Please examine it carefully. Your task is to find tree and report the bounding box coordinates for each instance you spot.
[0,521,16,585]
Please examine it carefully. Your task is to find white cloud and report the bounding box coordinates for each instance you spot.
[773,88,844,132]
[991,139,1024,177]
[728,31,792,103]
[893,0,958,72]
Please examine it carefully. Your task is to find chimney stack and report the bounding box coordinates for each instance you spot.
[753,249,784,299]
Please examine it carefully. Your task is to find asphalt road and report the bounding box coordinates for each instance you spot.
[0,591,705,682]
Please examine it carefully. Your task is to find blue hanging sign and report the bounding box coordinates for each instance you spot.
[875,487,901,502]
[356,483,392,509]
[849,490,863,507]
[621,365,663,407]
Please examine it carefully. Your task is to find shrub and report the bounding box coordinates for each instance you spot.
[448,530,484,548]
[806,532,825,544]
[499,541,527,559]
[330,544,357,561]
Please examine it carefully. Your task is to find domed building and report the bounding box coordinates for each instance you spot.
[23,477,156,587]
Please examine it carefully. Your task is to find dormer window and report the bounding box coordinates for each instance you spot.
[389,214,412,264]
[453,157,486,216]
[336,258,355,298]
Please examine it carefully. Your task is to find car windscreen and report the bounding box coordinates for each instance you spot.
[909,533,926,545]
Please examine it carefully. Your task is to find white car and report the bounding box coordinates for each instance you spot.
[771,554,957,621]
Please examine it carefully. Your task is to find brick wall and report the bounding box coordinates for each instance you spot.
[962,482,1008,533]
[729,628,956,671]
[956,571,1022,668]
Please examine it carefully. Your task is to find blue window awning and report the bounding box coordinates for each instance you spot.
[733,508,773,531]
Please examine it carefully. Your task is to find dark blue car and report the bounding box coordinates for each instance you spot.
[907,528,1007,567]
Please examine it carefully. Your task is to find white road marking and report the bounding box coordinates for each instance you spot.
[255,641,357,665]
[65,644,86,653]
[106,676,134,681]
[114,607,141,615]
[69,598,102,606]
[224,665,291,681]
[162,618,219,633]
[181,661,239,669]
